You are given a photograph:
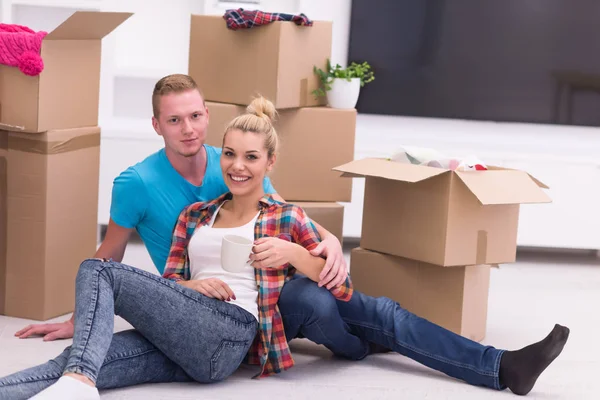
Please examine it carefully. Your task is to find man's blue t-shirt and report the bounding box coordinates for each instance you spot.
[110,145,276,274]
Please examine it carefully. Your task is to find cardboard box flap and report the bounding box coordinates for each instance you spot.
[525,174,548,189]
[333,158,448,183]
[455,170,552,205]
[487,165,549,189]
[44,11,133,40]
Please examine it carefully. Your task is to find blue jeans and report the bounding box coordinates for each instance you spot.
[0,259,258,400]
[278,275,506,390]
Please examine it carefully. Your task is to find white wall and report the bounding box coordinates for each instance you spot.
[298,0,352,67]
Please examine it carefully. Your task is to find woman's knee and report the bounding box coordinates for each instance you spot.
[76,259,121,287]
[79,258,105,271]
[76,258,103,279]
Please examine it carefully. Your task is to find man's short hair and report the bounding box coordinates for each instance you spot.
[152,74,203,118]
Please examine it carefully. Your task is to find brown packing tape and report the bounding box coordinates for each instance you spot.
[476,230,488,265]
[0,156,6,314]
[0,132,7,150]
[0,122,25,132]
[0,103,26,132]
[7,132,100,154]
[299,78,308,107]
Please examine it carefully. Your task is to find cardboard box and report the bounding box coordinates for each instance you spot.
[335,158,551,266]
[1,127,100,320]
[349,248,492,342]
[291,202,344,244]
[189,15,331,109]
[0,11,132,133]
[206,101,355,202]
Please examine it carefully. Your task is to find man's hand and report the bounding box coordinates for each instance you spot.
[179,279,236,301]
[15,319,74,341]
[310,235,348,289]
[250,237,299,268]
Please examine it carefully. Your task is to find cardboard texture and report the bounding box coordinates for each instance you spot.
[206,101,355,202]
[0,11,132,133]
[189,15,331,109]
[349,248,492,342]
[292,202,344,244]
[0,127,101,320]
[335,158,551,266]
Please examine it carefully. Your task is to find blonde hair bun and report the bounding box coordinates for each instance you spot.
[246,96,277,124]
[223,96,279,158]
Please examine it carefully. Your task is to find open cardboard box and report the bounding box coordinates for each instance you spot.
[189,15,331,109]
[0,11,132,133]
[335,158,551,266]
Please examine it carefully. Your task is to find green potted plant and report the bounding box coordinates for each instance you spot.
[313,59,375,109]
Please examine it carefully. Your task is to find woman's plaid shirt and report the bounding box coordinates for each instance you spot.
[163,192,354,378]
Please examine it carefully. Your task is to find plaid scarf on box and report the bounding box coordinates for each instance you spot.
[223,8,313,30]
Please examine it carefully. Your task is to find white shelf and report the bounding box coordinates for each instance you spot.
[204,0,300,15]
[7,1,100,28]
[100,117,157,140]
[114,66,185,80]
[9,0,102,8]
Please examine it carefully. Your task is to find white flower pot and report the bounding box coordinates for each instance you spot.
[326,77,361,109]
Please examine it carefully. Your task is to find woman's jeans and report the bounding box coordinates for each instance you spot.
[278,275,506,391]
[0,259,258,400]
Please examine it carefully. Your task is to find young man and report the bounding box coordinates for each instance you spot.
[14,73,352,345]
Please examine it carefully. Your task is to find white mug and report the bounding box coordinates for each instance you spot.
[221,234,254,273]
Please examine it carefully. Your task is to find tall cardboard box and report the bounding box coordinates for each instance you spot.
[0,11,132,133]
[189,15,331,109]
[292,202,344,244]
[1,127,100,320]
[335,158,551,266]
[350,248,492,342]
[206,101,355,202]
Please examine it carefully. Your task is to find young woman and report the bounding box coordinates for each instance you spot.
[0,97,353,399]
[160,96,354,379]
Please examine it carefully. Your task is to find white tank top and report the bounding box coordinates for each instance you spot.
[187,203,259,321]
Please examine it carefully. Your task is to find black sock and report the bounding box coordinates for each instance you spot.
[499,324,570,396]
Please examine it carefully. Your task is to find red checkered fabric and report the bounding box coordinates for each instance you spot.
[223,8,313,30]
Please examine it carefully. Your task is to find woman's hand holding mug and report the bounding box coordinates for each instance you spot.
[250,236,299,269]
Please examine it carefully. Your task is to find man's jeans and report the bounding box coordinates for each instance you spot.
[278,275,506,391]
[0,259,258,400]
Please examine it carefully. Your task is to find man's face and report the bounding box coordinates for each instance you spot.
[152,89,209,157]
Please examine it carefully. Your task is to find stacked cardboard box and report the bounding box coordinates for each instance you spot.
[188,15,356,244]
[0,11,132,320]
[333,158,551,342]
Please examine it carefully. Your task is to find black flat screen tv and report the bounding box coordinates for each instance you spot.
[348,0,600,127]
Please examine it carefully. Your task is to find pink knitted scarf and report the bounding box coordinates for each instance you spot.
[0,23,48,76]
